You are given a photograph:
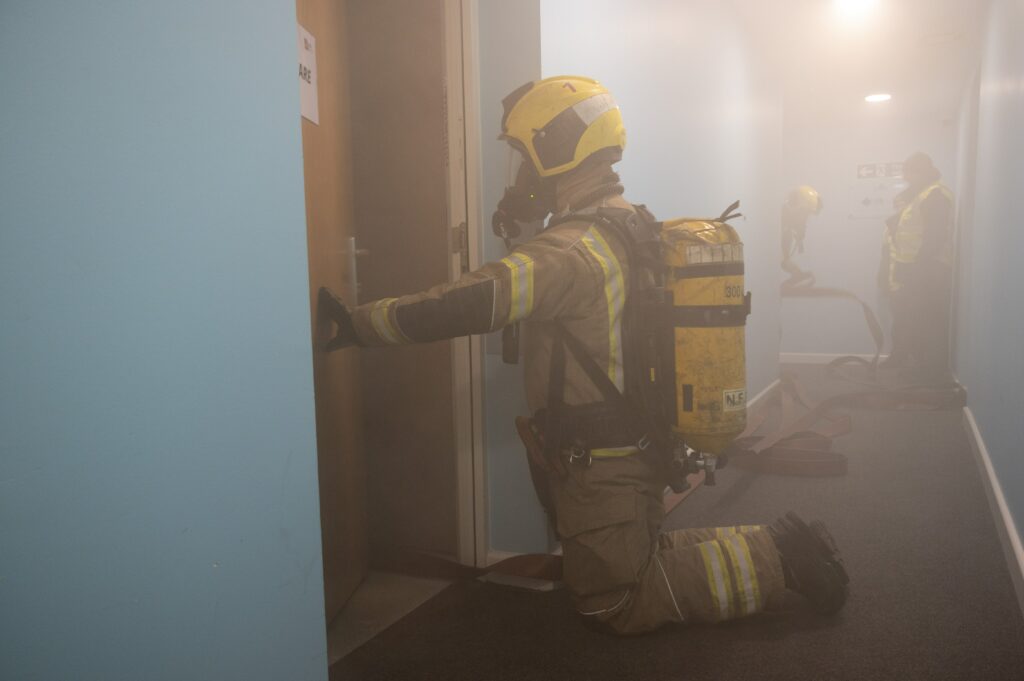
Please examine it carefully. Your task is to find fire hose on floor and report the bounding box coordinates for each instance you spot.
[724,265,966,478]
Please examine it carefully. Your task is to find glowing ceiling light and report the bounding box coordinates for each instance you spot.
[834,0,880,23]
[865,93,892,103]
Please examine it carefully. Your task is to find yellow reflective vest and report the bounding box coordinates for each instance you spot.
[886,182,953,291]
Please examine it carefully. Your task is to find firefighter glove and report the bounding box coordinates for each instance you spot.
[317,286,360,352]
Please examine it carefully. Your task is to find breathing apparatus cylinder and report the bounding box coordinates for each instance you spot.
[659,218,750,458]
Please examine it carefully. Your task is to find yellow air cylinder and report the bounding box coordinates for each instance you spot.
[660,218,749,455]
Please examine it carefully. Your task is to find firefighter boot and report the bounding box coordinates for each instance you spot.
[769,512,849,615]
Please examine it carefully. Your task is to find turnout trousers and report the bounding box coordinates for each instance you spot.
[889,262,952,373]
[553,451,787,634]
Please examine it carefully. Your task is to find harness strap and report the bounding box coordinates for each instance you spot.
[538,323,648,463]
[539,208,680,489]
[542,330,569,464]
[555,325,631,417]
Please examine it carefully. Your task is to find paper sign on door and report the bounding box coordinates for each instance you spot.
[298,24,319,125]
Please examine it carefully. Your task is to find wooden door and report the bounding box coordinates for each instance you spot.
[347,0,464,562]
[296,0,367,622]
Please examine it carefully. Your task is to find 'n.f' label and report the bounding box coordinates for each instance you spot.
[723,388,746,411]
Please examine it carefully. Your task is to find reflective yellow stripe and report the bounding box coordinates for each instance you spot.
[891,229,924,264]
[500,253,535,322]
[715,525,763,540]
[892,182,953,264]
[723,534,760,615]
[698,541,732,620]
[369,298,407,345]
[734,533,763,611]
[580,227,625,390]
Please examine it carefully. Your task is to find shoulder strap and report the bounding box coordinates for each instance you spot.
[548,206,665,279]
[549,324,672,454]
[547,205,659,243]
[555,325,631,413]
[540,206,673,456]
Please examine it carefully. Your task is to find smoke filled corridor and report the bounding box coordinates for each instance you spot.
[3,1,1024,680]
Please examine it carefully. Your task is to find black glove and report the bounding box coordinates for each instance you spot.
[316,286,360,352]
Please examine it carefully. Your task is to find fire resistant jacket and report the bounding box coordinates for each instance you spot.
[350,192,636,419]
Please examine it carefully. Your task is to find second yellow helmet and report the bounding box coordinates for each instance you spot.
[787,185,823,216]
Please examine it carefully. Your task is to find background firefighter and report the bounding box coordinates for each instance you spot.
[319,76,849,634]
[880,152,955,378]
[780,185,823,288]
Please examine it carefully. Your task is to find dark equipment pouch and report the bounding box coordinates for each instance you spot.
[534,402,638,453]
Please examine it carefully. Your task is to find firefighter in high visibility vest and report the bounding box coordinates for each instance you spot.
[319,76,848,634]
[880,152,954,376]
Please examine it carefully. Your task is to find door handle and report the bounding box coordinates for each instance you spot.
[341,236,369,305]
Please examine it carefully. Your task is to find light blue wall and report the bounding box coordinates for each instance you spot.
[476,0,550,555]
[0,3,327,680]
[954,0,1024,539]
[481,0,784,555]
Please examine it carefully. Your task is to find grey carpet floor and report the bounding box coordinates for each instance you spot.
[331,367,1024,681]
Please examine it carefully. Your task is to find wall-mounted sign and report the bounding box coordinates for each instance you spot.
[849,177,906,220]
[297,24,319,125]
[850,162,906,219]
[857,162,903,179]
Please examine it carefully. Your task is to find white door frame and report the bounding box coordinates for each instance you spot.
[444,0,488,567]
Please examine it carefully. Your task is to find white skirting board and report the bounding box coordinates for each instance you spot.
[485,547,563,567]
[779,352,884,365]
[962,407,1024,615]
[485,549,529,566]
[747,378,781,412]
[477,571,561,591]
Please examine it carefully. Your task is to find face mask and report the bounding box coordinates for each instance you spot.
[491,148,555,249]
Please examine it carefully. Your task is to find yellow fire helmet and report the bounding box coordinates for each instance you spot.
[500,75,626,178]
[787,185,823,216]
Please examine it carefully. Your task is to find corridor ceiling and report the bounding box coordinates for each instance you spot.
[734,0,985,120]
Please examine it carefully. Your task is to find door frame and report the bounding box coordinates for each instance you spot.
[445,0,488,567]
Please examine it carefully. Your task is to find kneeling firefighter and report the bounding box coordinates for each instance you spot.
[319,75,849,634]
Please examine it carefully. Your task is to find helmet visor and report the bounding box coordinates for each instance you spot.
[505,145,528,190]
[494,143,553,228]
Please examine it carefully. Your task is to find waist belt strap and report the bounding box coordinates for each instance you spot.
[534,402,637,451]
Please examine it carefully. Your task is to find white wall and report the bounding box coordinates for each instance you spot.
[541,0,784,396]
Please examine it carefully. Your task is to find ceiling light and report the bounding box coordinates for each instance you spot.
[865,93,892,103]
[834,0,880,23]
